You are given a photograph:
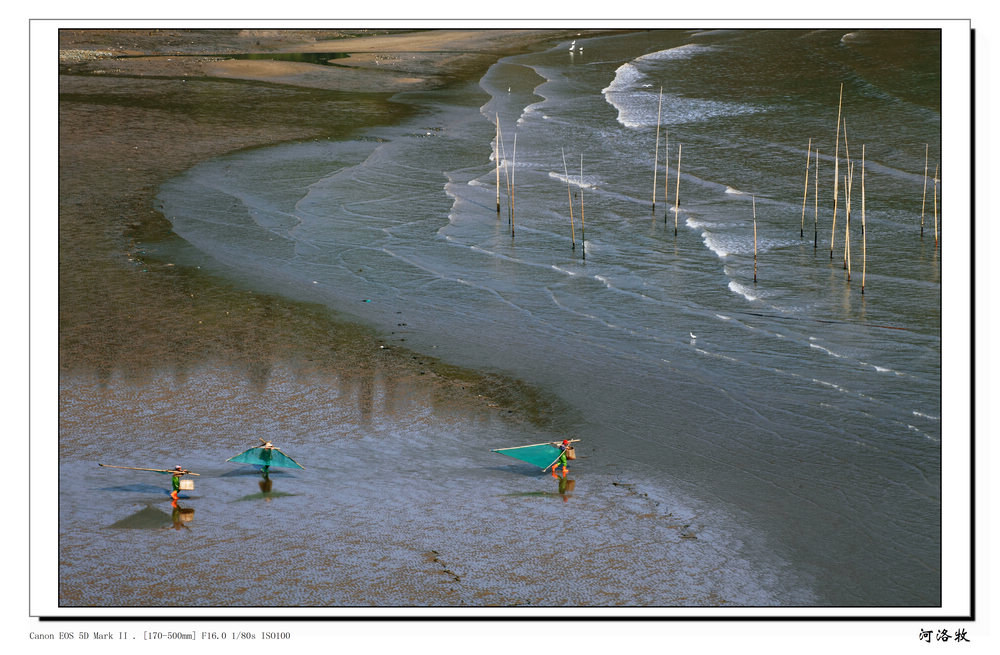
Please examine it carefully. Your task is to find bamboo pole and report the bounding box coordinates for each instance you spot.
[652,87,662,215]
[495,115,501,215]
[801,137,812,238]
[933,164,939,246]
[921,143,929,237]
[562,147,576,250]
[490,438,581,451]
[673,143,682,235]
[813,148,820,250]
[580,153,586,260]
[842,119,851,167]
[510,133,517,237]
[844,165,852,280]
[499,122,512,225]
[831,82,843,259]
[861,145,867,295]
[841,120,851,269]
[844,173,851,281]
[663,129,670,221]
[752,195,758,283]
[98,464,201,476]
[843,167,850,272]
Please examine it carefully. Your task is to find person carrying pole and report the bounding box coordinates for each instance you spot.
[551,440,572,478]
[170,465,191,500]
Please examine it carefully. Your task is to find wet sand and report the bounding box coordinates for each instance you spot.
[60,28,709,610]
[59,28,589,417]
[55,28,776,612]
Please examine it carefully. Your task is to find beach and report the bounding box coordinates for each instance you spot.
[60,28,745,609]
[56,27,945,611]
[59,28,584,395]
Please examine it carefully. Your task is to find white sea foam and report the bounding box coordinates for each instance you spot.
[695,347,739,363]
[812,378,845,392]
[704,231,754,258]
[810,343,846,359]
[634,43,715,64]
[907,424,940,442]
[594,274,613,289]
[548,170,597,189]
[728,280,758,301]
[607,92,764,129]
[602,62,645,94]
[703,234,730,258]
[602,48,764,128]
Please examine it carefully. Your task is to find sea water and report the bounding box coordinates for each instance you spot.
[150,29,943,606]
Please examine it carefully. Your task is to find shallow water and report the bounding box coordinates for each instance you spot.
[61,364,797,607]
[63,29,944,608]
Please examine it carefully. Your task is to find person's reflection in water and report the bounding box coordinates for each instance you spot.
[169,500,194,529]
[557,476,575,502]
[259,467,273,497]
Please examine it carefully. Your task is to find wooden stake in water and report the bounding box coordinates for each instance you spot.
[752,195,758,283]
[562,147,576,251]
[663,129,670,220]
[495,116,501,215]
[861,145,867,295]
[841,119,852,269]
[921,143,929,237]
[510,132,517,237]
[499,121,512,224]
[673,143,682,236]
[801,137,812,238]
[843,162,853,274]
[831,82,843,259]
[580,153,586,260]
[933,164,939,246]
[844,166,853,280]
[813,148,820,250]
[652,87,662,215]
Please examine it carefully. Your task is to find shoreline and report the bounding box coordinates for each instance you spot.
[58,28,613,609]
[52,26,943,611]
[57,30,751,610]
[41,22,959,621]
[59,28,600,422]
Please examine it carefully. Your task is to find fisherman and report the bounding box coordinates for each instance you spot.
[170,465,186,500]
[98,463,199,499]
[551,439,571,477]
[259,441,273,479]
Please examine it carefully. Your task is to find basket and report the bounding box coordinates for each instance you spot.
[565,447,576,460]
[179,479,195,491]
